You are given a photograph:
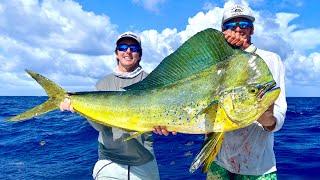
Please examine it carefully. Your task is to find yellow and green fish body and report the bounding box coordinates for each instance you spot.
[9,28,280,173]
[70,52,279,134]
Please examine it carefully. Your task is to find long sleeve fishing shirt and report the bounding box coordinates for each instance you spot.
[87,68,156,166]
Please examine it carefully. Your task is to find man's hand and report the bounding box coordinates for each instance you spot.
[223,30,250,49]
[257,104,276,131]
[59,98,74,112]
[153,126,177,136]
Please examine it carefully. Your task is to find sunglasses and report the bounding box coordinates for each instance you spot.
[223,21,253,30]
[116,44,141,52]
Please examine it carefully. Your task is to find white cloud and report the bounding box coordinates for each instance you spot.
[179,8,223,43]
[0,0,118,55]
[285,52,320,84]
[140,28,181,72]
[290,29,320,51]
[140,0,320,96]
[0,0,120,95]
[132,0,166,13]
[0,0,320,96]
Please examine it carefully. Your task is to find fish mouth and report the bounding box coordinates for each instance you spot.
[257,81,278,99]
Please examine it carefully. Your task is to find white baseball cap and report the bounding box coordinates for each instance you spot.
[222,4,255,24]
[116,31,141,46]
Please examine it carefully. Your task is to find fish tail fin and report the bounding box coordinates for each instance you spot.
[189,132,224,173]
[8,70,66,122]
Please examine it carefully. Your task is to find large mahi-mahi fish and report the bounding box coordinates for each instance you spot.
[8,28,280,172]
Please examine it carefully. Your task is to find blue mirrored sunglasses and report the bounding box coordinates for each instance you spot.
[223,21,253,30]
[117,44,141,52]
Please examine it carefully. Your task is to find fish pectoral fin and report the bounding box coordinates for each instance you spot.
[189,132,224,173]
[195,100,219,117]
[122,131,146,142]
[202,133,224,172]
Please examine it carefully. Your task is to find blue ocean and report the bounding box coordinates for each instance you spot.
[0,97,319,180]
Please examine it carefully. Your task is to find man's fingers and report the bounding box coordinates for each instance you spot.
[235,37,244,46]
[153,127,161,134]
[223,29,232,36]
[161,129,169,136]
[60,101,68,111]
[225,32,242,46]
[227,35,236,44]
[223,30,232,40]
[231,32,242,46]
[59,102,64,111]
[153,126,162,135]
[153,126,177,136]
[152,129,157,134]
[230,38,241,45]
[70,105,74,113]
[59,98,74,112]
[160,126,169,136]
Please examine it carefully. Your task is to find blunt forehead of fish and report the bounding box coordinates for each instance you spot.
[222,53,268,86]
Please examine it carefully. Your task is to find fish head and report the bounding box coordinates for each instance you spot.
[210,51,281,129]
[218,80,280,128]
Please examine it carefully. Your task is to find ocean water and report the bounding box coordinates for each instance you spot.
[0,97,319,180]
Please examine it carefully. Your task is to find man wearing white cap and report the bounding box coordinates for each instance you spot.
[61,32,160,179]
[207,4,287,179]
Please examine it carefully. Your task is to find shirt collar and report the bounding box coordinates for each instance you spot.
[113,65,143,79]
[244,44,257,53]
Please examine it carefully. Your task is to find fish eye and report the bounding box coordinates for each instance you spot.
[249,87,258,94]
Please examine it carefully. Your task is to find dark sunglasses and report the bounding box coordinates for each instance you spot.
[223,21,253,30]
[116,44,141,52]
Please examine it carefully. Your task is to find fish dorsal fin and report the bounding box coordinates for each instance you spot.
[124,28,235,90]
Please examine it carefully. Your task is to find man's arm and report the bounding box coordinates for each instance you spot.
[258,55,287,132]
[270,57,287,132]
[257,104,276,131]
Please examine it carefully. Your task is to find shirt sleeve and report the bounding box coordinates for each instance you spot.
[272,54,287,132]
[85,77,109,132]
[87,119,106,132]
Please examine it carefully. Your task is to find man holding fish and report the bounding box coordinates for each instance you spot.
[12,4,286,179]
[206,4,287,180]
[60,32,165,179]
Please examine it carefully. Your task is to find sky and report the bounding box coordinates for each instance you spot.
[0,0,319,97]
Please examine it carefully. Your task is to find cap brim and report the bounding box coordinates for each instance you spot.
[116,37,141,45]
[223,15,255,24]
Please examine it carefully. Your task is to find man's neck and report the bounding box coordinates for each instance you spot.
[118,65,138,72]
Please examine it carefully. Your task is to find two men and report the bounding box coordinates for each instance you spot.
[207,4,287,179]
[62,4,287,179]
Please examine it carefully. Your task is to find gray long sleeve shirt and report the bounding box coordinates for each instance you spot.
[88,70,155,166]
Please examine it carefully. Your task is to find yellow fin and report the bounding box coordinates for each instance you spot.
[123,131,146,142]
[8,70,66,122]
[202,133,224,172]
[189,132,224,173]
